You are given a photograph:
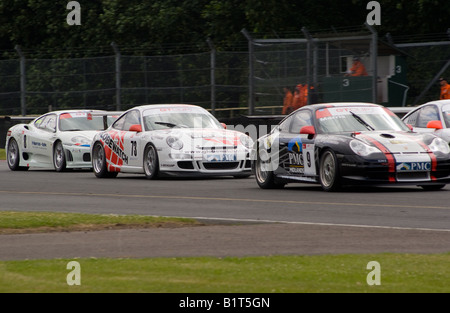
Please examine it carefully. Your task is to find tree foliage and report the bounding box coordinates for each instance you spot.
[0,0,448,58]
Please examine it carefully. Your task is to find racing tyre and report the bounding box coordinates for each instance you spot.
[319,149,341,192]
[53,141,67,172]
[419,184,446,191]
[254,149,284,189]
[7,138,28,171]
[92,142,118,178]
[143,143,159,180]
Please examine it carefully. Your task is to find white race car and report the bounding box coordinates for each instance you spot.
[91,104,253,179]
[5,110,118,171]
[402,100,450,143]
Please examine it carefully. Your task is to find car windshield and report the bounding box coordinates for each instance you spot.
[316,106,410,133]
[59,112,109,131]
[142,107,222,131]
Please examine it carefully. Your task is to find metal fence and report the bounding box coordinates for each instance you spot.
[0,47,249,119]
[1,28,449,118]
[245,26,450,115]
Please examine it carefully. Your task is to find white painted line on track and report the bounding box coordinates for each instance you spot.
[192,216,450,233]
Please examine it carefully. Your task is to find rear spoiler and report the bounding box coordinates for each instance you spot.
[386,107,414,115]
[3,116,36,121]
[243,115,286,120]
[3,111,124,130]
[89,111,124,129]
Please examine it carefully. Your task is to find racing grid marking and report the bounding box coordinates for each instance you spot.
[1,190,450,211]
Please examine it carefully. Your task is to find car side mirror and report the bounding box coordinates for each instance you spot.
[406,124,413,131]
[426,120,443,130]
[300,125,315,139]
[129,124,142,132]
[221,123,227,129]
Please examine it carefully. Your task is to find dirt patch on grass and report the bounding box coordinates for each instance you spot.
[0,221,207,234]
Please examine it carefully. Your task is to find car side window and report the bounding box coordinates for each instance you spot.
[112,114,126,130]
[34,116,45,128]
[416,105,439,128]
[123,110,141,131]
[403,109,419,127]
[36,114,56,132]
[290,111,312,134]
[278,115,294,133]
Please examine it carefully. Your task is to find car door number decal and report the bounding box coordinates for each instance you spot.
[131,140,138,157]
[303,144,316,176]
[286,138,315,176]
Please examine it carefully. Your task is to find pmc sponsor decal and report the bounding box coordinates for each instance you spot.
[100,133,129,164]
[396,162,431,172]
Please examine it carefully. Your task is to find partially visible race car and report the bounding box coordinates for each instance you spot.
[91,104,253,179]
[5,110,118,171]
[402,100,450,143]
[252,102,450,191]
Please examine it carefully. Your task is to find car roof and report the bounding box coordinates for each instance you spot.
[42,109,107,115]
[418,99,450,108]
[131,104,202,110]
[294,102,382,113]
[401,100,450,119]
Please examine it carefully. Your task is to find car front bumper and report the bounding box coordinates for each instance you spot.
[63,144,92,169]
[339,154,450,186]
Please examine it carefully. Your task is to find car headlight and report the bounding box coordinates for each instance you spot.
[350,139,381,157]
[71,136,91,146]
[166,136,183,150]
[428,137,450,154]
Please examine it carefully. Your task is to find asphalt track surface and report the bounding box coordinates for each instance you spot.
[1,160,450,260]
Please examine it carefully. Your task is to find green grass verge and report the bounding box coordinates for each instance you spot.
[1,254,450,292]
[0,211,449,293]
[0,211,201,233]
[0,148,5,160]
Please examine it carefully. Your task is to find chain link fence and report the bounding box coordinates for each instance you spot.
[1,30,449,119]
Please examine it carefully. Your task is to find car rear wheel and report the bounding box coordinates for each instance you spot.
[53,141,67,172]
[255,149,284,189]
[92,142,118,178]
[143,144,159,179]
[319,149,341,192]
[7,138,28,171]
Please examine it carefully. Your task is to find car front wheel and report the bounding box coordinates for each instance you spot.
[143,143,159,179]
[53,141,67,172]
[92,142,118,178]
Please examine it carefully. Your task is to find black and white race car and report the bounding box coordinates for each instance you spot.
[252,102,450,191]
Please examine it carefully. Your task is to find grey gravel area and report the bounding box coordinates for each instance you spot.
[1,222,450,260]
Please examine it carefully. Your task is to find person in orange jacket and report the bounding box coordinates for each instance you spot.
[291,84,305,111]
[439,77,450,100]
[282,87,294,114]
[300,84,308,106]
[345,57,368,77]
